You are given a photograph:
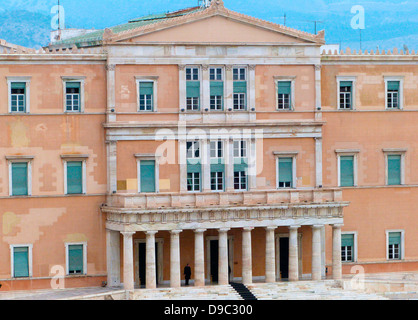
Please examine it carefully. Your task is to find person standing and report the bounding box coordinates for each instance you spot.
[184,263,192,286]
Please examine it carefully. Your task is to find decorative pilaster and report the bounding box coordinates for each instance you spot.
[226,138,234,192]
[106,141,117,194]
[218,228,230,285]
[146,231,158,289]
[242,227,254,284]
[288,225,300,282]
[170,230,182,288]
[225,65,234,112]
[121,231,135,290]
[106,64,116,122]
[194,229,206,287]
[311,225,322,281]
[248,65,256,113]
[332,224,343,280]
[202,65,210,111]
[179,65,186,112]
[315,137,323,188]
[202,139,211,192]
[265,226,276,283]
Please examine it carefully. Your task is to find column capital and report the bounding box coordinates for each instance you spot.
[219,228,230,233]
[243,227,254,232]
[146,230,158,236]
[225,65,233,71]
[170,230,183,235]
[106,64,116,71]
[121,231,135,237]
[314,64,322,71]
[248,64,256,71]
[289,225,301,230]
[201,64,209,71]
[265,226,277,231]
[178,64,186,71]
[332,224,344,229]
[194,229,207,233]
[312,224,324,229]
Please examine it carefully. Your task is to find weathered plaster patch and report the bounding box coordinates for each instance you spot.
[63,233,89,243]
[2,212,20,236]
[9,120,30,148]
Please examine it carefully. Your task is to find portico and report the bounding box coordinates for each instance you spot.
[103,189,347,290]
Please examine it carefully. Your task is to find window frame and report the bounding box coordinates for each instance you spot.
[7,156,33,197]
[233,170,248,191]
[336,76,357,110]
[10,244,33,278]
[186,140,201,160]
[65,242,88,276]
[210,140,224,159]
[341,231,358,263]
[136,76,158,112]
[187,171,201,192]
[135,154,160,193]
[233,140,247,159]
[62,77,85,113]
[336,150,360,187]
[385,230,405,261]
[274,77,296,111]
[384,76,404,110]
[274,152,298,189]
[383,149,406,186]
[211,171,224,192]
[61,155,88,195]
[7,77,31,114]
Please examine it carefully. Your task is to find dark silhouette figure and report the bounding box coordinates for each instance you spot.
[184,263,192,286]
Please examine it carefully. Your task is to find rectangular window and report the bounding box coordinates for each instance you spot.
[233,68,247,110]
[388,232,402,260]
[66,161,83,194]
[233,68,246,81]
[139,82,154,111]
[341,234,354,262]
[278,157,293,188]
[277,81,292,110]
[210,68,223,81]
[211,171,224,191]
[13,246,29,278]
[387,81,400,109]
[339,81,352,109]
[140,160,156,193]
[234,171,247,191]
[11,162,28,196]
[210,140,223,159]
[10,82,26,113]
[340,156,355,187]
[187,172,201,192]
[68,244,84,274]
[210,68,223,110]
[387,155,401,185]
[233,140,247,158]
[186,67,200,111]
[65,82,81,112]
[187,141,200,159]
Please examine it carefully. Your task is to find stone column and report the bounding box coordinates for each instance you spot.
[218,228,230,285]
[225,65,233,112]
[170,230,182,288]
[106,64,116,122]
[146,231,158,289]
[178,65,186,111]
[311,225,322,281]
[226,138,235,192]
[202,65,210,110]
[121,231,135,290]
[202,139,211,192]
[106,141,117,194]
[179,140,187,192]
[314,64,322,121]
[288,225,300,282]
[265,226,276,283]
[242,227,254,284]
[194,229,206,287]
[315,137,323,188]
[332,224,343,280]
[106,229,121,287]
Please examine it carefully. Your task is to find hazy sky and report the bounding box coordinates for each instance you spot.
[1,0,417,49]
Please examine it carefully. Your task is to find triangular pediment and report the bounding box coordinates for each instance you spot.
[106,2,324,45]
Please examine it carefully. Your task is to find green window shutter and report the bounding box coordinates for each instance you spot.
[12,163,28,196]
[387,81,400,91]
[389,232,401,245]
[277,81,291,95]
[187,163,202,174]
[340,156,354,187]
[210,82,224,96]
[13,247,29,277]
[211,163,225,173]
[279,158,293,184]
[66,82,81,89]
[140,82,154,95]
[68,245,84,274]
[67,161,83,194]
[186,81,200,98]
[140,160,156,193]
[233,81,247,94]
[340,81,352,88]
[11,82,26,90]
[341,234,354,247]
[388,155,401,185]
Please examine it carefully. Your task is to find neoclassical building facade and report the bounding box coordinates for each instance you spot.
[0,1,417,291]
